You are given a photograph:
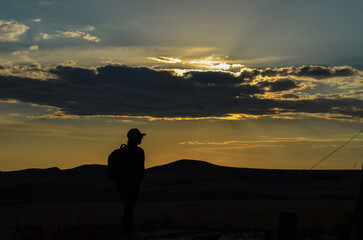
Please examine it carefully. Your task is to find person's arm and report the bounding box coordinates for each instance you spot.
[137,148,145,182]
[141,148,145,178]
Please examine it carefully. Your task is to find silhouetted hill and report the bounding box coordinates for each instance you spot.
[143,160,362,201]
[0,160,361,203]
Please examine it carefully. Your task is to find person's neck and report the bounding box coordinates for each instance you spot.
[127,141,138,147]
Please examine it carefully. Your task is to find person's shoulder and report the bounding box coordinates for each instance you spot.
[136,146,144,153]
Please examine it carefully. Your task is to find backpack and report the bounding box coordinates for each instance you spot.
[107,144,129,181]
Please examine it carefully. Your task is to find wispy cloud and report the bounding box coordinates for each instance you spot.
[11,45,39,56]
[57,30,84,38]
[148,56,182,64]
[85,25,96,31]
[35,29,101,42]
[0,118,110,141]
[180,137,363,152]
[37,32,52,40]
[29,45,39,51]
[56,30,101,42]
[180,137,363,145]
[82,33,100,42]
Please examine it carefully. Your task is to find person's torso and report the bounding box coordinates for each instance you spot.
[123,145,144,182]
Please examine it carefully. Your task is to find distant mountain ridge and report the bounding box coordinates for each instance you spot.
[0,160,361,203]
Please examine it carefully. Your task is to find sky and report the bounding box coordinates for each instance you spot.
[0,0,362,171]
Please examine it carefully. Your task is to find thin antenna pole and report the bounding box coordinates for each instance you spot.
[310,129,363,170]
[354,161,357,170]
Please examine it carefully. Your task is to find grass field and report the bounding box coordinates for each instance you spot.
[0,199,357,240]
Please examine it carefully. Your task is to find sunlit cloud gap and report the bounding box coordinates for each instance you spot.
[147,57,182,64]
[149,55,245,71]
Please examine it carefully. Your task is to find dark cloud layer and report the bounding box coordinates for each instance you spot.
[257,78,299,92]
[259,65,358,79]
[0,64,361,119]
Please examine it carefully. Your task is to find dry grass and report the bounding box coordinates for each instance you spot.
[0,199,356,239]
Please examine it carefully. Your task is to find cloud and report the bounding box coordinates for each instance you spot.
[259,65,358,79]
[11,45,39,56]
[37,33,52,40]
[56,30,101,42]
[0,20,29,42]
[60,60,77,66]
[180,137,363,151]
[181,137,363,145]
[35,29,101,42]
[257,78,299,92]
[29,45,39,51]
[0,63,55,80]
[148,55,359,77]
[58,30,84,38]
[12,50,28,56]
[85,25,96,31]
[148,56,182,64]
[82,33,101,42]
[0,64,361,120]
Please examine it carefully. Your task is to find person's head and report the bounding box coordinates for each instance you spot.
[127,128,146,145]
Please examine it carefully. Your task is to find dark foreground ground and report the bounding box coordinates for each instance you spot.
[0,199,356,240]
[1,160,361,203]
[1,160,361,239]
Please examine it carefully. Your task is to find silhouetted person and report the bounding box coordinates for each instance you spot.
[117,128,145,236]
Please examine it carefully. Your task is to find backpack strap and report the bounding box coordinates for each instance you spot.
[120,144,127,149]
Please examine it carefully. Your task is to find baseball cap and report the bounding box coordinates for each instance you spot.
[127,128,146,140]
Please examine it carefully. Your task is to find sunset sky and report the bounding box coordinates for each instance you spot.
[0,0,362,171]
